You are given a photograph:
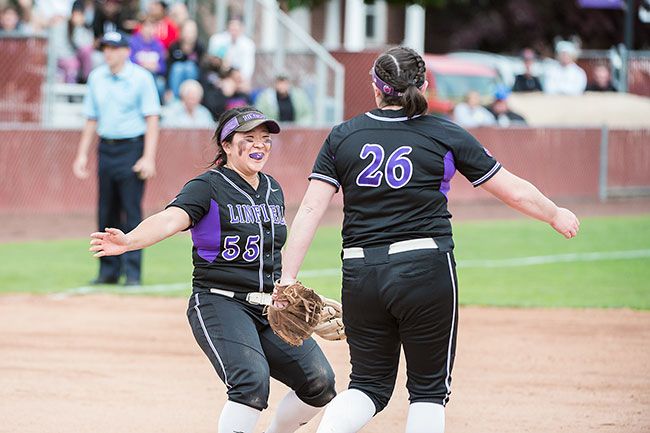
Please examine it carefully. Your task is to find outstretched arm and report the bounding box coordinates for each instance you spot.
[89,207,191,257]
[480,168,580,239]
[279,180,337,284]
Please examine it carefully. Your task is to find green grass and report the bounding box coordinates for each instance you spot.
[0,215,649,309]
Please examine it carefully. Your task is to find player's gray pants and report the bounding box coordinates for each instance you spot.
[187,291,336,411]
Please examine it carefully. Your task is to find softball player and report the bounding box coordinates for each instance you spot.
[90,106,336,433]
[277,47,579,433]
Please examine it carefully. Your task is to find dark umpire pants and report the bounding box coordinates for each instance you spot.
[97,136,145,283]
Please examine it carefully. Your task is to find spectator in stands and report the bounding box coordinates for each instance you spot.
[13,0,36,33]
[68,0,95,83]
[130,15,167,100]
[207,16,255,83]
[168,1,189,29]
[72,0,94,26]
[0,5,25,33]
[142,0,178,49]
[487,87,527,127]
[92,0,137,39]
[202,67,252,121]
[586,65,617,92]
[453,90,496,128]
[198,54,223,110]
[512,48,543,92]
[544,41,587,96]
[72,31,160,287]
[255,74,313,125]
[161,79,215,128]
[32,0,81,83]
[166,19,204,100]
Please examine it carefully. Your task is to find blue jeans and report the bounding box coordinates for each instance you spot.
[168,61,199,98]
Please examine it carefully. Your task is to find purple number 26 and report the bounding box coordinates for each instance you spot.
[356,144,413,189]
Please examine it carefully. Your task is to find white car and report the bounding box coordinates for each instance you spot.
[448,51,560,90]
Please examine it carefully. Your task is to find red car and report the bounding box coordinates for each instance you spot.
[424,54,499,114]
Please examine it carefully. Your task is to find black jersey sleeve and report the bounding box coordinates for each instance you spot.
[165,176,211,228]
[309,134,341,192]
[443,121,502,187]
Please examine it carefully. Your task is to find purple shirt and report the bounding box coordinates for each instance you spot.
[129,33,166,75]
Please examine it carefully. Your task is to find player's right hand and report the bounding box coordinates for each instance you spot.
[89,228,129,257]
[550,207,580,239]
[72,154,89,179]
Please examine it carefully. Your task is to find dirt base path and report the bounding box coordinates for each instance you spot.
[1,295,648,433]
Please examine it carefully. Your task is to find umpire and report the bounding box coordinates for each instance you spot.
[73,31,161,286]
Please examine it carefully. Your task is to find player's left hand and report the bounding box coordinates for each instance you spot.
[272,278,296,309]
[132,157,156,180]
[89,228,129,257]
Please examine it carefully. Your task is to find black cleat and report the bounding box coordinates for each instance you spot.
[90,276,119,285]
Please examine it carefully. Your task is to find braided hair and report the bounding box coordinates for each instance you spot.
[209,106,259,167]
[373,46,428,118]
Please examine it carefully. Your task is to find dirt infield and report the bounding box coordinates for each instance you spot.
[1,294,648,433]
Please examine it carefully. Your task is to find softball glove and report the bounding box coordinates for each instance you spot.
[314,296,346,341]
[267,281,323,346]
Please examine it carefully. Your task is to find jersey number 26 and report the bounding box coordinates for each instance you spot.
[356,144,413,189]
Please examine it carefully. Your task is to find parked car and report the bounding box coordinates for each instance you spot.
[447,50,562,91]
[424,54,500,114]
[447,51,523,89]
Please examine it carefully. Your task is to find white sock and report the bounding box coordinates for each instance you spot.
[265,391,323,433]
[218,400,261,433]
[405,402,445,433]
[316,389,376,433]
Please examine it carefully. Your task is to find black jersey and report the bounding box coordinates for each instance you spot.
[167,167,287,293]
[310,108,501,248]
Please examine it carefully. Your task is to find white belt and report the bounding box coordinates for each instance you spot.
[209,288,273,306]
[342,238,438,260]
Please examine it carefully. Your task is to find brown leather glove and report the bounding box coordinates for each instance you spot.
[267,281,323,346]
[314,296,346,341]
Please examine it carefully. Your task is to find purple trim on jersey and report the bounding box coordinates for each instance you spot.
[440,150,456,198]
[191,199,221,262]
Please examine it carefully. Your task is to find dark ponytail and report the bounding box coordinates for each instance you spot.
[373,46,428,118]
[209,106,258,167]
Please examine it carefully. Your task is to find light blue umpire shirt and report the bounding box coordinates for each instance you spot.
[83,60,161,139]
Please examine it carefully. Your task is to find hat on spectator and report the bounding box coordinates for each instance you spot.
[556,41,578,57]
[494,85,510,101]
[100,31,130,49]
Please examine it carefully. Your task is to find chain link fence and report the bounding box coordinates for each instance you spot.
[1,127,648,217]
[579,49,650,97]
[0,35,48,124]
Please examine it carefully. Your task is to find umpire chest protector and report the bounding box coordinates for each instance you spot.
[168,167,287,293]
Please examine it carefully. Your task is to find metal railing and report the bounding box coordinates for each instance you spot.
[244,0,345,126]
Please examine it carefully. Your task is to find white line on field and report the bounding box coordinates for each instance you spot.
[459,249,650,268]
[50,249,650,298]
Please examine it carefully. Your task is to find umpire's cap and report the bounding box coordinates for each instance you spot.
[220,109,281,142]
[100,31,130,49]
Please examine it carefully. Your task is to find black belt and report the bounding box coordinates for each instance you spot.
[100,135,144,144]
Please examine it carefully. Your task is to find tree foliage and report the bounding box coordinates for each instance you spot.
[425,0,649,53]
[284,0,649,51]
